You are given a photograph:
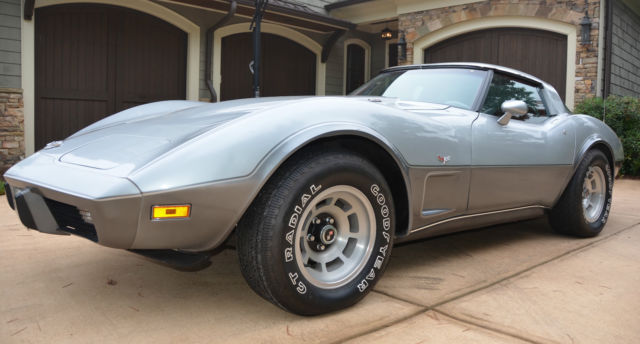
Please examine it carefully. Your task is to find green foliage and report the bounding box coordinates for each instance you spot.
[575,96,640,176]
[0,182,4,196]
[482,75,538,116]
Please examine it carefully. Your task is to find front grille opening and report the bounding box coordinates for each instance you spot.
[44,198,98,242]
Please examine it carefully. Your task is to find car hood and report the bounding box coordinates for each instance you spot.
[40,97,311,177]
[33,96,449,178]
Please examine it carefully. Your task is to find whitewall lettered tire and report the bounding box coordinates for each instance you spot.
[237,149,395,315]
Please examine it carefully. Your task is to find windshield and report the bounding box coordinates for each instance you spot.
[351,68,488,110]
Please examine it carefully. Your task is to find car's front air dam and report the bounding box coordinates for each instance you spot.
[4,153,143,248]
[5,180,142,248]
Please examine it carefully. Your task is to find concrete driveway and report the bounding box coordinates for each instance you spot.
[1,180,639,343]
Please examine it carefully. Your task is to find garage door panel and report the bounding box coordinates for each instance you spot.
[261,34,316,97]
[37,98,109,149]
[496,30,566,98]
[424,28,567,100]
[221,34,254,101]
[425,32,496,64]
[221,33,316,100]
[35,4,187,150]
[36,6,110,95]
[117,10,187,110]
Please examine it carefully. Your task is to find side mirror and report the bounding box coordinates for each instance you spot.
[497,100,528,125]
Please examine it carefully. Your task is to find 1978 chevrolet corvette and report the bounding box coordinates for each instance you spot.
[3,63,623,314]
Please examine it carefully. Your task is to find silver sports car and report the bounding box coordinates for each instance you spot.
[3,63,623,315]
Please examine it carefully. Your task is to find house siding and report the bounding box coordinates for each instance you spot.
[325,31,387,95]
[609,0,640,97]
[0,0,23,176]
[0,0,21,89]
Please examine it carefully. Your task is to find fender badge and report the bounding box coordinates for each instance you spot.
[44,141,63,149]
[437,155,451,164]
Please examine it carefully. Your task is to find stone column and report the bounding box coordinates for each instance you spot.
[0,88,25,177]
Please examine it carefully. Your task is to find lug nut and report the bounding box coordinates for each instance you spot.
[320,244,326,251]
[314,218,321,224]
[329,218,335,224]
[307,234,315,241]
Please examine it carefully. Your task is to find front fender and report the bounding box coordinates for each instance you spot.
[572,115,623,175]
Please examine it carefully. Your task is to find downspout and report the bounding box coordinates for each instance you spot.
[603,0,613,98]
[206,1,237,102]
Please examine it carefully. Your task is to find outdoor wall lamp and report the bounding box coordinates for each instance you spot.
[397,31,407,61]
[580,7,592,44]
[381,28,392,40]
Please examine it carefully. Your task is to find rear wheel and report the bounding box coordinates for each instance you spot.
[237,149,395,315]
[550,150,612,237]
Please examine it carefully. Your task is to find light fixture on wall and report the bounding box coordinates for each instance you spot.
[580,3,592,44]
[381,28,393,40]
[397,31,407,62]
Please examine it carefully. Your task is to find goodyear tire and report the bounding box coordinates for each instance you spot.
[550,150,613,237]
[237,149,395,315]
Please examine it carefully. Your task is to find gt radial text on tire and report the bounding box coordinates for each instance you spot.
[550,149,613,237]
[237,149,395,315]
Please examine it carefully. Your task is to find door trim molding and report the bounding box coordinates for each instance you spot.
[409,205,547,234]
[412,16,576,110]
[22,0,200,155]
[213,22,326,101]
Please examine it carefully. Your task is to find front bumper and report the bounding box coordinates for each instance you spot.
[4,153,255,251]
[4,179,141,248]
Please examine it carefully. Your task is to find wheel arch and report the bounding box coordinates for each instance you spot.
[575,137,616,177]
[253,127,412,238]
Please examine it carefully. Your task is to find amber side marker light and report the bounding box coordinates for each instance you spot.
[152,205,191,220]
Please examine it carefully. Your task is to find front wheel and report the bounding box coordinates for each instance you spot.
[237,149,395,315]
[550,150,613,237]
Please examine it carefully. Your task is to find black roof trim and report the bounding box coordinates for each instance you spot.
[381,63,547,86]
[325,0,371,11]
[235,0,356,30]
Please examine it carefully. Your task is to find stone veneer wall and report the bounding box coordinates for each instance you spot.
[398,0,602,104]
[0,88,24,177]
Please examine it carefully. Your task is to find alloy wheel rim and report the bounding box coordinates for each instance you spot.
[582,165,606,223]
[294,185,376,289]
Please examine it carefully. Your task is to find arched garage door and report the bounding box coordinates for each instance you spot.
[35,4,187,149]
[221,33,316,100]
[424,28,567,100]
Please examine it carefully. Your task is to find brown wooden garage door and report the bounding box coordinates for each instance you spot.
[424,28,567,100]
[220,33,316,100]
[35,4,187,149]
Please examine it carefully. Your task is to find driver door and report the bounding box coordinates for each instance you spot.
[468,72,575,213]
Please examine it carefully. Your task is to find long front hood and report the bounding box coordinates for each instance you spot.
[25,97,310,178]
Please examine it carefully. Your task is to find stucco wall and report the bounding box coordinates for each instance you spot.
[609,0,640,97]
[0,0,21,89]
[398,0,602,105]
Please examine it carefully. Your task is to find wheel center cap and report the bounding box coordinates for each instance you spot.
[320,225,337,245]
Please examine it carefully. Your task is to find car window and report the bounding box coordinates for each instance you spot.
[481,73,550,123]
[352,68,487,111]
